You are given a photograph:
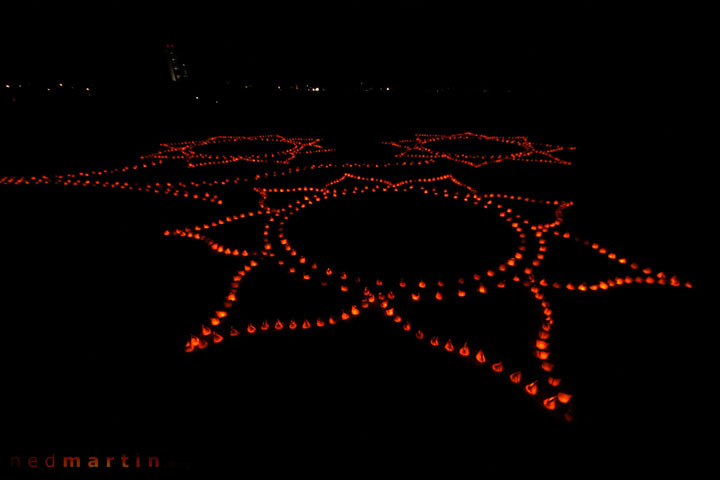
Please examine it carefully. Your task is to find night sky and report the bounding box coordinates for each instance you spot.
[1,1,699,100]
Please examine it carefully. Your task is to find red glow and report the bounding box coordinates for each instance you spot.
[4,131,694,425]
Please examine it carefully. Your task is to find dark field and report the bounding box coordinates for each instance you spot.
[1,94,706,475]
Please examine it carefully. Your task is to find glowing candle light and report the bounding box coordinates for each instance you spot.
[543,396,557,410]
[525,381,538,395]
[558,392,573,404]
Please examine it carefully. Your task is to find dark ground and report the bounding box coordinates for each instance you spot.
[1,91,710,475]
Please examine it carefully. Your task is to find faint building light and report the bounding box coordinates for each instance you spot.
[165,45,189,82]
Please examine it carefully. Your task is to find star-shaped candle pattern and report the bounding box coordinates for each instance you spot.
[0,132,693,425]
[141,135,334,168]
[383,132,574,168]
[170,170,692,423]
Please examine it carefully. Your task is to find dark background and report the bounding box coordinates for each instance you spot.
[1,1,711,476]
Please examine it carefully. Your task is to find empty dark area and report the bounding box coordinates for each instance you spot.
[426,137,527,155]
[284,191,519,282]
[193,138,295,156]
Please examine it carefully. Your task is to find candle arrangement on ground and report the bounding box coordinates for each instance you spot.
[0,132,693,426]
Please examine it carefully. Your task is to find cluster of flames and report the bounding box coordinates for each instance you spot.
[0,133,692,423]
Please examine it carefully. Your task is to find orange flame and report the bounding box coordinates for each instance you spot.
[509,371,522,383]
[302,319,312,329]
[491,362,503,373]
[525,381,538,395]
[430,336,439,347]
[459,342,470,356]
[558,392,573,404]
[475,350,486,363]
[536,350,550,360]
[543,396,557,410]
[247,323,256,334]
[444,339,454,352]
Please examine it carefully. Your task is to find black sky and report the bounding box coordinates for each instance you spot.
[1,1,703,100]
